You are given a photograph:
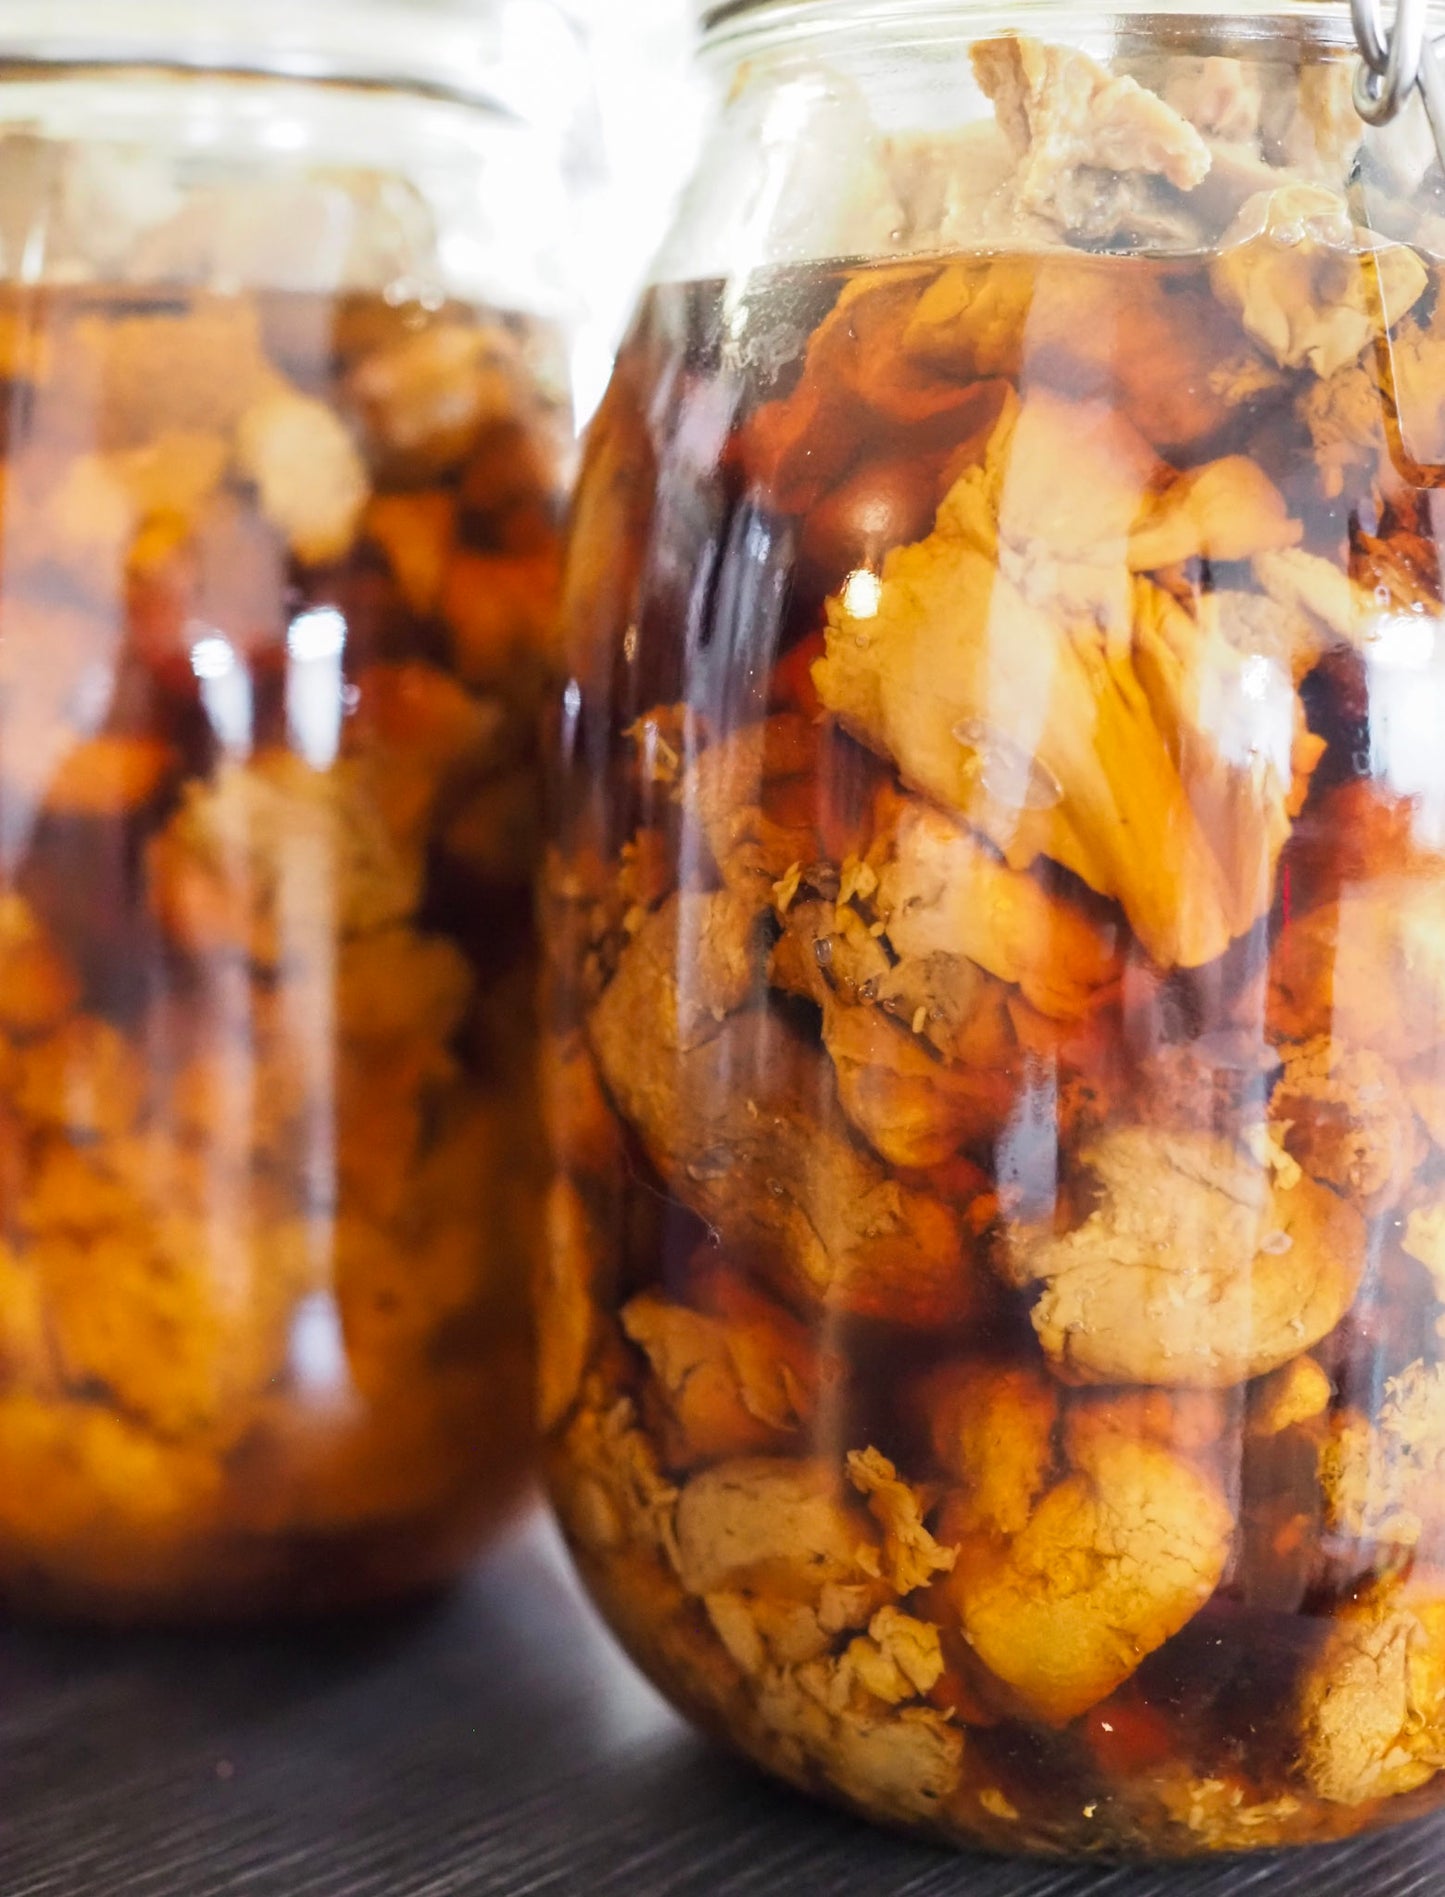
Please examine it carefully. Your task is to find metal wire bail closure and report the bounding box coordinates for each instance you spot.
[1352,0,1445,167]
[1353,0,1423,120]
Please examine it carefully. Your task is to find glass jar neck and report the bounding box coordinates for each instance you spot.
[701,2,1361,61]
[0,0,590,126]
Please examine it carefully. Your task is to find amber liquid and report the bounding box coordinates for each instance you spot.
[0,282,568,1619]
[544,250,1445,1855]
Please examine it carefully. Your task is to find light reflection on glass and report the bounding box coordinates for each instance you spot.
[285,606,347,769]
[1365,611,1445,845]
[259,118,309,154]
[286,606,347,665]
[288,1290,352,1397]
[190,628,254,755]
[840,567,882,620]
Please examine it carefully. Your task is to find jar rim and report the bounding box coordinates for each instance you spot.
[699,1,1366,52]
[0,0,587,121]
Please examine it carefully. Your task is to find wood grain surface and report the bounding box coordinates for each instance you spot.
[4,1507,1443,1896]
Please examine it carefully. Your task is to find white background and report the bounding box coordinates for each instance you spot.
[564,0,704,413]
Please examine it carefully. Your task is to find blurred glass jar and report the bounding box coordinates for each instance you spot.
[544,0,1445,1862]
[0,0,585,1620]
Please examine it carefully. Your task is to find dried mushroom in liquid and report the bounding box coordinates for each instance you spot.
[544,23,1445,1859]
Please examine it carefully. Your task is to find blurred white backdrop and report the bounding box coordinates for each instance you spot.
[563,0,703,416]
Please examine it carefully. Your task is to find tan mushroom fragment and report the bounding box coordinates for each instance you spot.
[1270,1036,1426,1212]
[670,1453,968,1824]
[764,782,1107,1164]
[622,1265,823,1467]
[1248,1356,1332,1438]
[147,750,423,970]
[1211,185,1428,379]
[870,789,1120,1023]
[1320,1361,1445,1552]
[1271,876,1445,1066]
[1299,1580,1445,1805]
[683,713,829,898]
[588,894,979,1327]
[971,33,1210,243]
[927,1360,1233,1725]
[814,387,1321,967]
[235,387,371,565]
[903,253,1278,455]
[1005,1126,1366,1386]
[818,999,1011,1171]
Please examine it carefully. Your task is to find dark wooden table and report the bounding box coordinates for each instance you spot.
[4,1505,1442,1896]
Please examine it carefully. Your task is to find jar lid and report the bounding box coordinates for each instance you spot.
[0,0,588,120]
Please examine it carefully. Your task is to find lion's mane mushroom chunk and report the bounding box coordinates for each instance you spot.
[1320,1361,1445,1552]
[759,1660,966,1824]
[931,1360,1234,1725]
[902,252,1280,455]
[971,34,1209,243]
[813,388,1318,968]
[1271,1037,1426,1212]
[588,895,979,1328]
[870,790,1120,1023]
[622,1265,823,1468]
[1271,878,1445,1065]
[675,1457,883,1601]
[1211,185,1427,379]
[816,997,1013,1171]
[1299,1581,1445,1806]
[923,1358,1061,1539]
[682,714,830,898]
[147,750,422,970]
[1005,1126,1366,1386]
[674,1456,893,1669]
[662,1453,969,1823]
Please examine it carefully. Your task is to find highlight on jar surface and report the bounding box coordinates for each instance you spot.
[0,83,574,1617]
[542,12,1445,1860]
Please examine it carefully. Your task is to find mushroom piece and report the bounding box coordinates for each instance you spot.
[1299,1580,1445,1805]
[1005,1125,1366,1387]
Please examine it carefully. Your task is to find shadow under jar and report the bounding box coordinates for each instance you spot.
[542,0,1445,1860]
[0,0,583,1621]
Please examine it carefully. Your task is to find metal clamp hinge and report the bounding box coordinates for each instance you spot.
[1353,0,1445,167]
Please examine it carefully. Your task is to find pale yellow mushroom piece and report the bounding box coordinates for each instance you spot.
[1211,184,1428,378]
[948,1427,1233,1726]
[1005,1126,1366,1387]
[814,388,1319,968]
[871,789,1120,1022]
[236,386,371,566]
[971,33,1209,243]
[674,1456,888,1616]
[1320,1361,1445,1551]
[588,895,978,1328]
[1271,1036,1426,1212]
[1248,1357,1332,1438]
[1299,1580,1445,1805]
[1127,456,1300,571]
[622,1268,821,1468]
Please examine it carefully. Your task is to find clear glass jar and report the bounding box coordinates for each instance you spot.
[0,0,583,1620]
[543,0,1445,1858]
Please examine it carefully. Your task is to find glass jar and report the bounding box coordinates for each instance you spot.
[0,0,583,1620]
[543,0,1445,1859]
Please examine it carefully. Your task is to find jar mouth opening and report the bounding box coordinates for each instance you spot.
[0,1,586,124]
[0,53,522,123]
[700,2,1364,56]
